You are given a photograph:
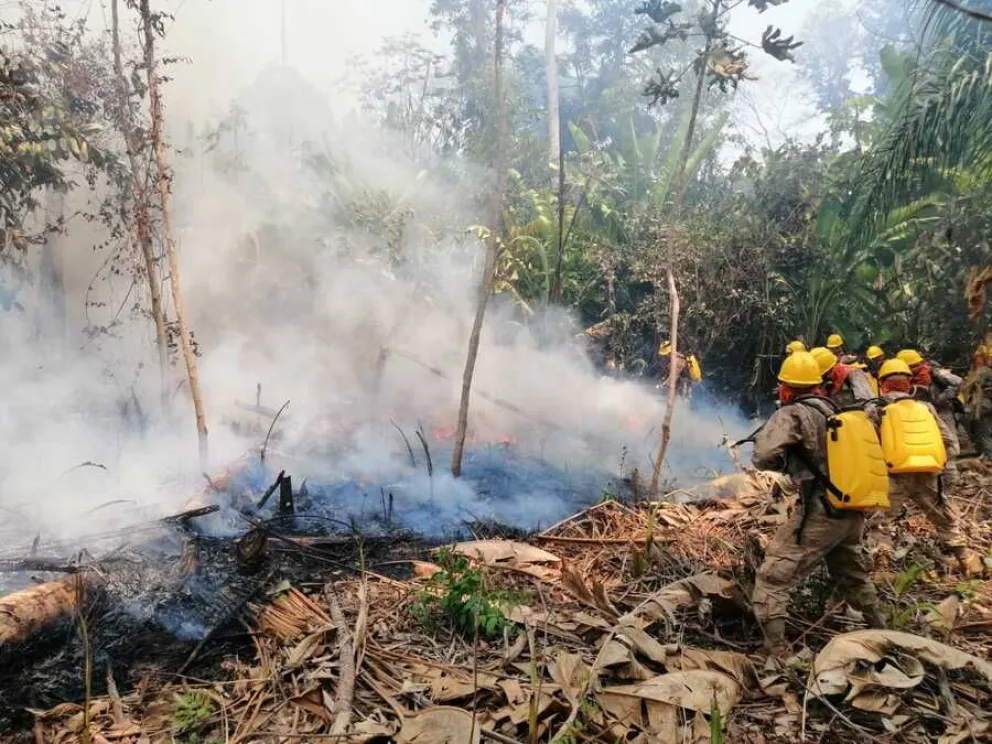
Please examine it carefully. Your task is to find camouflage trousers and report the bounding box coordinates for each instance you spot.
[883,473,966,549]
[752,494,879,623]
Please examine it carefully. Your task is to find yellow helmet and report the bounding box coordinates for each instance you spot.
[810,346,838,374]
[658,342,672,357]
[896,349,924,366]
[826,333,844,349]
[786,340,806,355]
[878,358,912,380]
[777,351,822,386]
[866,345,885,360]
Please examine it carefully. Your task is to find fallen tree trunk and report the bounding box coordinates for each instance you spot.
[0,574,102,648]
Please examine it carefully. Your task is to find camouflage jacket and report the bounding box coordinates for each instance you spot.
[753,396,831,485]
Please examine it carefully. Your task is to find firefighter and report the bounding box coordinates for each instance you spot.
[658,342,695,398]
[874,359,969,561]
[865,346,886,376]
[864,346,886,397]
[963,345,992,460]
[810,346,874,406]
[896,348,963,453]
[778,341,809,403]
[826,333,858,364]
[752,351,885,658]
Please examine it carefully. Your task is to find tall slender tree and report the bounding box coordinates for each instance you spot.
[137,0,209,466]
[112,0,169,407]
[545,0,561,165]
[452,0,508,477]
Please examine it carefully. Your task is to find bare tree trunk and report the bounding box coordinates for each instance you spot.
[649,268,680,494]
[113,0,170,409]
[547,0,564,305]
[545,0,560,165]
[673,0,721,212]
[139,0,209,467]
[550,144,566,305]
[38,189,66,346]
[452,0,508,477]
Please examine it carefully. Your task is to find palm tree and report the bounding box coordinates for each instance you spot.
[849,1,992,246]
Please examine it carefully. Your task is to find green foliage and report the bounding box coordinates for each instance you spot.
[630,0,801,105]
[954,579,984,601]
[171,691,215,735]
[710,693,725,744]
[409,548,525,639]
[892,563,926,597]
[0,10,112,251]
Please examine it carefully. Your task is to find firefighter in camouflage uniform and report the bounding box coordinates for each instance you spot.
[872,358,970,563]
[751,351,885,658]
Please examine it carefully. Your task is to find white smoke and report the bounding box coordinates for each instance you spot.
[0,0,754,560]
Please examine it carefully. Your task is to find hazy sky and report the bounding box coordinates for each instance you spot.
[24,0,860,149]
[157,0,840,145]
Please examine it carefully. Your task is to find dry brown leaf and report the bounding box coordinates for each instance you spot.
[499,605,583,640]
[615,626,676,664]
[682,472,774,501]
[965,265,992,320]
[615,658,658,681]
[352,719,396,737]
[592,581,619,617]
[846,652,925,700]
[549,650,588,705]
[597,691,643,727]
[690,709,713,744]
[598,639,634,668]
[29,703,83,721]
[602,670,741,716]
[927,595,961,633]
[850,691,901,715]
[812,629,992,699]
[289,687,332,721]
[669,647,757,687]
[684,574,742,603]
[505,690,556,725]
[572,611,612,630]
[618,573,739,632]
[498,678,526,705]
[428,675,478,702]
[447,540,561,581]
[397,706,481,744]
[285,627,333,669]
[645,700,678,740]
[560,560,618,617]
[939,717,992,744]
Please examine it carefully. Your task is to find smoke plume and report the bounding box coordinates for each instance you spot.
[0,2,754,565]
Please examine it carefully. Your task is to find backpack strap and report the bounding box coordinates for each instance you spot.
[789,394,840,415]
[788,444,848,511]
[779,398,846,542]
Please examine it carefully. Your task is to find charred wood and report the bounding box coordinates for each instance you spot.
[0,574,103,649]
[278,474,294,515]
[0,558,80,574]
[256,470,286,509]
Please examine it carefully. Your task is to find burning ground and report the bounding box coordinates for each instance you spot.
[3,450,992,743]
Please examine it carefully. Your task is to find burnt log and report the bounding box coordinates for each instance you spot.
[0,574,102,648]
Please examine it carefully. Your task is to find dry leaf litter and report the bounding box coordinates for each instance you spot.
[25,463,992,743]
